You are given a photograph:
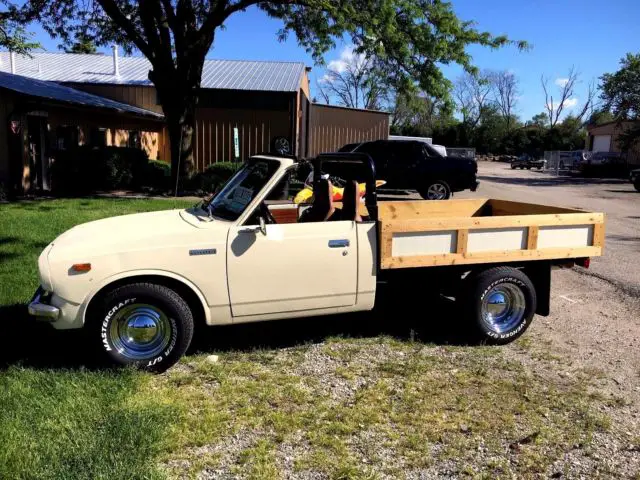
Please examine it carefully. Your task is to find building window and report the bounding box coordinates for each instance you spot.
[128,130,141,149]
[56,125,78,150]
[90,128,107,147]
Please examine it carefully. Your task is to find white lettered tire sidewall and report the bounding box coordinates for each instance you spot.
[94,283,194,372]
[469,267,536,345]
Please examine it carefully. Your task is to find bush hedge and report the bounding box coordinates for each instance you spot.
[51,146,241,195]
[51,146,151,194]
[187,162,240,194]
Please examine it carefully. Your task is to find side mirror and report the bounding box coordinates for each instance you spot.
[259,216,267,236]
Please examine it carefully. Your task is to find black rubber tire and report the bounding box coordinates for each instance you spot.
[511,164,516,169]
[526,166,532,170]
[634,179,640,192]
[464,267,536,345]
[271,136,291,155]
[418,180,451,200]
[91,283,194,372]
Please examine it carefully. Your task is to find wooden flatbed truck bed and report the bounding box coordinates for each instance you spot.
[378,199,604,269]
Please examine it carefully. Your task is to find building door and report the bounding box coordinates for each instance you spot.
[27,116,49,191]
[593,135,611,152]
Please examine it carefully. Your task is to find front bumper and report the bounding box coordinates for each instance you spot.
[28,288,60,322]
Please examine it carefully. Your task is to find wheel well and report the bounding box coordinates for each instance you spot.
[85,275,207,328]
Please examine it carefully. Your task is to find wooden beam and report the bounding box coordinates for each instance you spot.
[456,229,468,254]
[592,219,606,248]
[381,212,604,233]
[527,226,539,250]
[381,246,602,270]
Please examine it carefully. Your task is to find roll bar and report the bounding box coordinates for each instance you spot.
[312,153,378,222]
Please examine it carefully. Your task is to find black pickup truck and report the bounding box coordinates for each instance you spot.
[338,139,478,199]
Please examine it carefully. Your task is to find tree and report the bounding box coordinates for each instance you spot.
[0,3,40,54]
[541,66,597,127]
[454,70,492,129]
[599,52,640,150]
[64,32,98,54]
[34,0,526,188]
[315,48,388,110]
[489,70,519,131]
[390,90,453,136]
[527,112,548,129]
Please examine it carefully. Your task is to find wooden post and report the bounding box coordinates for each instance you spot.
[456,229,468,255]
[527,226,539,250]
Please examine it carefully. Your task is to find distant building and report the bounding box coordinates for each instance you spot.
[0,50,389,193]
[586,120,640,166]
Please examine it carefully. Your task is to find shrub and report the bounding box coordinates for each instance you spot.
[188,162,240,194]
[145,160,172,191]
[51,146,150,194]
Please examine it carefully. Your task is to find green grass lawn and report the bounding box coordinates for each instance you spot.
[0,199,617,479]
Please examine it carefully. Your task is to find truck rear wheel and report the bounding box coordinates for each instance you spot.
[91,283,194,372]
[634,179,640,192]
[465,267,536,344]
[419,180,451,200]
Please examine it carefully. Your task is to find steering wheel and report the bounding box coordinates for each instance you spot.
[260,202,277,224]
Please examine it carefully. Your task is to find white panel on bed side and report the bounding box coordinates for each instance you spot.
[538,225,593,249]
[467,227,527,253]
[392,231,456,257]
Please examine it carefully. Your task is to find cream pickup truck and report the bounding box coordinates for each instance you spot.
[29,153,605,372]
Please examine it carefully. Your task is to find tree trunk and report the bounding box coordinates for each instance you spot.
[152,71,200,194]
[165,106,196,193]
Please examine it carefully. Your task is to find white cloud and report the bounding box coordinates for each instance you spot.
[555,77,569,87]
[326,45,367,73]
[546,97,579,110]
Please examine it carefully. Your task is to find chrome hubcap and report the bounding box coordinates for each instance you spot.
[109,304,172,360]
[481,284,526,333]
[427,183,447,200]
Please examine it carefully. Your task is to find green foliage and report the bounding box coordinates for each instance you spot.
[599,52,640,150]
[63,31,97,53]
[51,146,150,194]
[145,160,172,191]
[188,162,241,194]
[0,3,41,55]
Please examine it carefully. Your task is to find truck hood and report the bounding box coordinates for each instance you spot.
[49,209,225,261]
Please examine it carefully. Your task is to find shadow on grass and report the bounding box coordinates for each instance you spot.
[191,284,474,356]
[0,304,99,370]
[1,284,475,370]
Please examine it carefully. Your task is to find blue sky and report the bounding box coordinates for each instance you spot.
[28,0,640,121]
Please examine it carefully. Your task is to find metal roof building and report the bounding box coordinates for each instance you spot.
[0,50,389,194]
[0,52,305,92]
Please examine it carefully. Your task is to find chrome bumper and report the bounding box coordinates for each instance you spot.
[28,289,60,321]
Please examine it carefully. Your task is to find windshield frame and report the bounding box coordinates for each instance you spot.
[201,157,283,222]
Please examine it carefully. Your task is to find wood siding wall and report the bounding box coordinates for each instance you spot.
[0,91,14,186]
[308,104,389,157]
[65,83,163,114]
[192,107,290,170]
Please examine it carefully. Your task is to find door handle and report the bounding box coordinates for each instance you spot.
[328,239,350,248]
[239,226,261,234]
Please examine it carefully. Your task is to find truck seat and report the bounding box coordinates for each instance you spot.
[299,179,336,222]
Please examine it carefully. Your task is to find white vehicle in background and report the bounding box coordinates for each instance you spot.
[388,135,448,157]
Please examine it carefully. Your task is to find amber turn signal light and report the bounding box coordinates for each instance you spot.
[71,263,92,272]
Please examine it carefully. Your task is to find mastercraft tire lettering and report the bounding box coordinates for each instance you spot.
[92,283,194,373]
[466,267,536,345]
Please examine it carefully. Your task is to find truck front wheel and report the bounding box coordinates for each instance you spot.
[466,267,536,344]
[91,283,194,372]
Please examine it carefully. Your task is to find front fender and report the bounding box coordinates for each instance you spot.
[79,269,213,327]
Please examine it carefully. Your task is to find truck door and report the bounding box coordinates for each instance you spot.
[226,220,358,317]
